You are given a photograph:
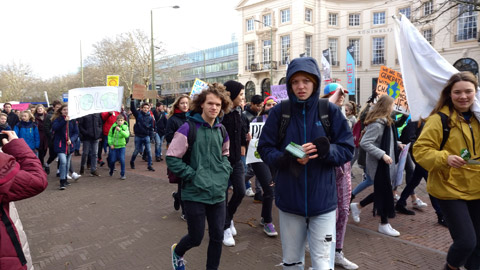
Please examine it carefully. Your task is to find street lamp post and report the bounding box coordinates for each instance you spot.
[254,19,273,87]
[151,5,180,104]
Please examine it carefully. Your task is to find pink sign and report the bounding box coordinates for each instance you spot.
[11,103,30,111]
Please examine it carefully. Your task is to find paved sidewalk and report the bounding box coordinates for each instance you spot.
[14,143,450,269]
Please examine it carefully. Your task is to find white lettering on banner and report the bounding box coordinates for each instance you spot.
[246,122,265,164]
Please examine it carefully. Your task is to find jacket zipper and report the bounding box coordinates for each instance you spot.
[302,104,308,218]
[468,123,476,155]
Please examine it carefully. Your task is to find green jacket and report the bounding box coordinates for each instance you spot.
[108,123,130,148]
[166,113,232,205]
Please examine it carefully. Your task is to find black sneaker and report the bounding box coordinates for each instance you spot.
[65,181,72,187]
[253,192,263,203]
[58,185,66,190]
[44,166,50,175]
[395,204,415,215]
[109,170,113,177]
[79,166,85,175]
[99,161,105,167]
[90,170,100,177]
[156,157,161,162]
[147,166,155,172]
[130,161,135,169]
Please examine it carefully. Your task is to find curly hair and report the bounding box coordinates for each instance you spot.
[191,83,232,118]
[167,94,191,119]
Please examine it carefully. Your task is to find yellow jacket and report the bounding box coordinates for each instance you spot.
[413,106,480,200]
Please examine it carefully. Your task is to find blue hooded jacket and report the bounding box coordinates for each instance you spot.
[257,57,354,217]
[14,121,40,151]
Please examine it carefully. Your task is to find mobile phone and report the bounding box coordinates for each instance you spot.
[0,133,8,146]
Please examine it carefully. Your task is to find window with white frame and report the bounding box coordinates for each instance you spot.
[457,2,478,41]
[329,13,338,26]
[348,38,361,65]
[305,8,312,22]
[373,12,386,25]
[349,13,360,26]
[246,18,254,31]
[263,14,271,27]
[247,43,255,69]
[281,9,290,23]
[281,35,290,65]
[423,29,433,44]
[372,37,385,65]
[263,40,271,64]
[328,38,338,66]
[424,1,433,16]
[305,35,312,57]
[399,6,411,19]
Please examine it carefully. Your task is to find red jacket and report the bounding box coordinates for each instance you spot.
[101,112,120,136]
[0,139,48,269]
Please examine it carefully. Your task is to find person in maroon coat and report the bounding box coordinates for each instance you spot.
[0,130,48,269]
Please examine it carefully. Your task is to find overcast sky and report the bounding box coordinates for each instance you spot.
[0,0,240,79]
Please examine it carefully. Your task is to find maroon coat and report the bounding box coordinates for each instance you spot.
[0,139,48,269]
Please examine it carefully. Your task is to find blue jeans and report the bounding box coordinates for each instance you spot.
[131,136,152,166]
[57,153,72,180]
[279,209,336,270]
[81,140,99,172]
[352,169,374,196]
[175,200,226,270]
[109,147,126,177]
[154,133,164,158]
[74,137,81,151]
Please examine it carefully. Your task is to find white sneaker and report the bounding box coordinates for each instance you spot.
[335,251,359,270]
[394,194,400,202]
[230,220,237,236]
[350,203,361,223]
[412,198,428,209]
[245,187,255,197]
[223,228,235,246]
[378,223,400,237]
[67,174,72,180]
[72,172,81,180]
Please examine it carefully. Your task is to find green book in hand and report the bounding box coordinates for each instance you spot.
[285,142,306,159]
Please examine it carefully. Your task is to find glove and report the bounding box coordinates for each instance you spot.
[312,136,330,159]
[276,152,304,178]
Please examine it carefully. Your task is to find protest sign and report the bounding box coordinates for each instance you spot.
[145,90,158,99]
[376,66,409,114]
[190,78,208,98]
[132,84,146,100]
[11,103,30,111]
[394,143,410,187]
[246,122,265,164]
[271,85,288,101]
[106,75,120,86]
[68,86,124,119]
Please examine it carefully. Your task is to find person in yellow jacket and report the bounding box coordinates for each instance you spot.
[413,72,480,270]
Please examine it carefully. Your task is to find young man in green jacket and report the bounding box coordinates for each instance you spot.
[167,84,233,270]
[107,115,130,180]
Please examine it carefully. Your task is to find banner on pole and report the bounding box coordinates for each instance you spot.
[321,49,332,84]
[68,86,124,119]
[106,75,120,87]
[246,122,265,164]
[376,66,409,114]
[271,84,288,101]
[190,78,208,98]
[346,46,356,96]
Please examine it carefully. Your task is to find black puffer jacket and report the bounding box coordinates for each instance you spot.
[165,112,187,144]
[152,110,168,137]
[78,113,103,141]
[221,107,247,164]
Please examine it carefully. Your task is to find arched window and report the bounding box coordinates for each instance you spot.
[261,78,271,98]
[454,58,479,76]
[278,77,286,85]
[245,81,256,103]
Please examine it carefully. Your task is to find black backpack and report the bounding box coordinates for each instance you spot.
[277,98,332,145]
[167,120,227,184]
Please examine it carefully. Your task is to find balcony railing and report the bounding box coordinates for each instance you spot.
[247,61,278,72]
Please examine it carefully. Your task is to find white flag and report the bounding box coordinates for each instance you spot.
[393,14,480,122]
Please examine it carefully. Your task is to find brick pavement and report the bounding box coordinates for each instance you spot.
[14,142,450,269]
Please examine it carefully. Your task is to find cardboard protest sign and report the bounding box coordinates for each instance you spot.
[376,66,409,113]
[246,122,265,164]
[68,86,124,119]
[132,84,146,100]
[190,78,208,98]
[145,91,158,99]
[271,84,288,101]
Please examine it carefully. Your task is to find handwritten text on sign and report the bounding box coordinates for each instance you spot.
[376,66,408,113]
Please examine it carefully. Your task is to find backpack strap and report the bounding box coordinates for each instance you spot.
[1,205,27,266]
[184,120,197,165]
[437,112,450,150]
[277,100,291,145]
[318,98,331,140]
[219,124,227,142]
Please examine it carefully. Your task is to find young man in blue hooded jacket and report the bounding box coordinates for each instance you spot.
[258,57,354,269]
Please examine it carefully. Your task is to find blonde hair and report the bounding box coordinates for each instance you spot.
[364,95,394,126]
[167,94,191,118]
[21,110,35,122]
[35,104,45,114]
